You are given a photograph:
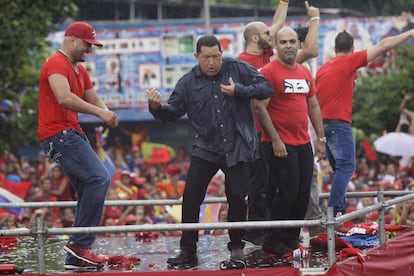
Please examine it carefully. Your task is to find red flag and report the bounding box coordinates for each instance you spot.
[0,173,32,216]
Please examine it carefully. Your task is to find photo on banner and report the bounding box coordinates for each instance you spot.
[138,63,161,89]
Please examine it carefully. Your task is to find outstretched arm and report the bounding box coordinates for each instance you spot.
[296,1,320,64]
[270,0,289,41]
[367,29,414,63]
[400,93,413,115]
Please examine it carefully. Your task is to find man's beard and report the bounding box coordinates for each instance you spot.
[258,37,271,50]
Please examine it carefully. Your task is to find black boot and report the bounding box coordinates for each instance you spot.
[243,233,263,246]
[230,247,246,261]
[167,251,198,266]
[262,241,291,255]
[283,239,300,251]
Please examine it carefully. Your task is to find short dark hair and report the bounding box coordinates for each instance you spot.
[295,26,309,43]
[196,35,222,53]
[335,31,354,53]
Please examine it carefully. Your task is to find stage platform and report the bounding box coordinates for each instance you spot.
[1,233,330,275]
[4,229,414,276]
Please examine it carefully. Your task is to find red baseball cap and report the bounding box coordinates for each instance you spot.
[65,21,103,47]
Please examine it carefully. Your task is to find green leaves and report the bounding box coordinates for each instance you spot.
[353,45,414,135]
[0,0,76,154]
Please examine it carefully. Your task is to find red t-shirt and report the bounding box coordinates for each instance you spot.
[238,48,274,134]
[315,50,368,124]
[38,51,92,142]
[260,59,316,145]
[237,48,274,69]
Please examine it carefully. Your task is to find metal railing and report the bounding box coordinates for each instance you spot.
[0,191,413,274]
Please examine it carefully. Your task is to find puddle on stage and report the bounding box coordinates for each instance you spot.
[0,234,331,274]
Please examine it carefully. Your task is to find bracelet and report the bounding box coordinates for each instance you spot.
[318,137,327,143]
[280,0,289,5]
[310,16,320,22]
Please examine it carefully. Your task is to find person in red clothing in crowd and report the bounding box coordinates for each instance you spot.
[113,170,138,200]
[25,177,58,228]
[238,0,320,246]
[60,207,75,228]
[120,174,155,222]
[0,214,19,229]
[394,166,413,190]
[255,26,325,255]
[316,28,414,217]
[111,153,131,184]
[101,187,124,226]
[49,164,76,201]
[31,177,56,203]
[119,125,149,150]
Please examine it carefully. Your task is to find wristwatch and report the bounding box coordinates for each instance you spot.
[318,137,327,143]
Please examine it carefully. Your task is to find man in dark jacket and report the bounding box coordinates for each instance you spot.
[147,34,273,266]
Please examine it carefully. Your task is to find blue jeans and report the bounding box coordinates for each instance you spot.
[40,129,110,248]
[324,121,355,216]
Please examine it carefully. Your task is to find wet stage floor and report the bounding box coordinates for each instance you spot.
[0,233,331,274]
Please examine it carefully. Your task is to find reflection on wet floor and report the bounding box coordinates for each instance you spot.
[0,234,331,274]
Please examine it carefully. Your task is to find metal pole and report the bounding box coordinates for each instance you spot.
[326,207,336,266]
[129,0,135,21]
[203,0,211,34]
[157,1,162,22]
[35,217,47,274]
[377,191,387,244]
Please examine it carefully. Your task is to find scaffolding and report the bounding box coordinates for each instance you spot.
[0,190,413,274]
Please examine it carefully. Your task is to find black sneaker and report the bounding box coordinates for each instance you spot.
[167,251,198,266]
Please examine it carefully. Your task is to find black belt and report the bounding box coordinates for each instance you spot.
[323,119,344,124]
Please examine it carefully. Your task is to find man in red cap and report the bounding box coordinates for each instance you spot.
[38,21,119,271]
[64,21,103,47]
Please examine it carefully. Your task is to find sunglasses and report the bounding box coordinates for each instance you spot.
[255,30,270,36]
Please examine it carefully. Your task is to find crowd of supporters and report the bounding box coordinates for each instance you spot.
[1,134,414,236]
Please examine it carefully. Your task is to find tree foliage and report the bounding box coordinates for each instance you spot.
[353,45,414,136]
[2,0,414,157]
[0,0,77,154]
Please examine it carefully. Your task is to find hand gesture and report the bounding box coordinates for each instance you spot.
[220,77,235,96]
[146,88,162,109]
[305,1,319,18]
[101,110,119,128]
